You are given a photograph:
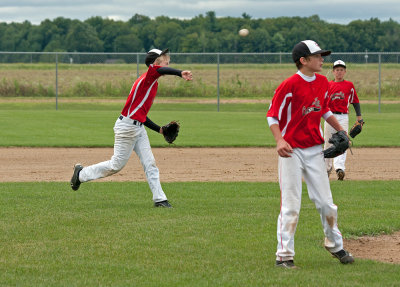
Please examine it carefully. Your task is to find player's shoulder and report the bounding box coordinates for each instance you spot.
[284,73,302,84]
[313,73,329,88]
[343,79,355,86]
[315,73,328,82]
[276,74,298,91]
[145,64,162,77]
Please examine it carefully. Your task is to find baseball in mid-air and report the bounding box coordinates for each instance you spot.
[239,28,249,37]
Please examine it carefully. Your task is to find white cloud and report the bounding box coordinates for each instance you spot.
[0,0,398,24]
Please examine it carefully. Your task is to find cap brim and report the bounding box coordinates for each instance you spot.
[311,49,331,57]
[161,48,169,55]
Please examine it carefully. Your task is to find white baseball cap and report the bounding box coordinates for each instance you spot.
[333,60,346,68]
[292,40,331,62]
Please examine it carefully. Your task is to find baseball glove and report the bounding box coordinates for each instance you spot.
[349,119,365,138]
[323,130,350,158]
[162,121,180,144]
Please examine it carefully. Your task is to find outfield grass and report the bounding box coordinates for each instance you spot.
[0,102,399,147]
[1,181,399,286]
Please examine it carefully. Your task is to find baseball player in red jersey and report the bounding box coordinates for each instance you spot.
[324,60,363,180]
[70,48,193,208]
[267,40,354,269]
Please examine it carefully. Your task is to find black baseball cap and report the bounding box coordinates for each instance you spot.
[145,48,169,67]
[292,40,331,63]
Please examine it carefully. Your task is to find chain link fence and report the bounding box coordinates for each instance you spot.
[0,51,399,111]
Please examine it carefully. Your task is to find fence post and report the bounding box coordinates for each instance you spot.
[55,53,58,111]
[378,53,381,113]
[217,53,220,112]
[137,53,140,79]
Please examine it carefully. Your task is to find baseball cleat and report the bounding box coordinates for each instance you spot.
[328,248,354,264]
[275,260,298,269]
[154,200,172,208]
[336,169,345,181]
[70,164,83,191]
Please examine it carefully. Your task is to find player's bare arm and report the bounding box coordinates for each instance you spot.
[269,124,293,157]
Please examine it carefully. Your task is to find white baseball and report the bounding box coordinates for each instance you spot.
[239,28,249,37]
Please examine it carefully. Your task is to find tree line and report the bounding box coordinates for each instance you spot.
[0,12,399,53]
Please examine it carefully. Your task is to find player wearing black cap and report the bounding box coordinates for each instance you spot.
[267,40,354,269]
[70,49,192,208]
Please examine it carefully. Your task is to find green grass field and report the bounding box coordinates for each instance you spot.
[1,101,399,286]
[1,181,400,286]
[0,102,399,147]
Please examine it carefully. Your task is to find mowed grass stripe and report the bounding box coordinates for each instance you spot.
[1,181,400,286]
[0,103,399,147]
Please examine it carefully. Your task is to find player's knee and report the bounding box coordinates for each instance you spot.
[110,157,128,172]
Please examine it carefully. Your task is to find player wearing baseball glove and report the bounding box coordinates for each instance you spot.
[161,121,180,144]
[323,60,364,180]
[70,48,192,208]
[323,130,350,158]
[349,119,365,138]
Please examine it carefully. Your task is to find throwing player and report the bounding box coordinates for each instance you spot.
[70,48,193,208]
[324,60,363,180]
[266,40,354,269]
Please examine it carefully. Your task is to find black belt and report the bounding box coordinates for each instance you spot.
[118,115,143,126]
[333,112,347,115]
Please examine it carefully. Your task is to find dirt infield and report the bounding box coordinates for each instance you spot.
[1,146,399,264]
[1,147,399,182]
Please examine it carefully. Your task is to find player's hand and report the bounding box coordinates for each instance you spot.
[276,138,293,157]
[181,70,193,81]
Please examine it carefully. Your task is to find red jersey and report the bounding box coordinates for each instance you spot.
[121,64,162,122]
[328,80,359,114]
[267,72,330,149]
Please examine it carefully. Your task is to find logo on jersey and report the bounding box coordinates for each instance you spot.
[331,91,345,101]
[302,97,321,116]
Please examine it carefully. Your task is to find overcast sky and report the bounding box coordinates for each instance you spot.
[0,0,399,25]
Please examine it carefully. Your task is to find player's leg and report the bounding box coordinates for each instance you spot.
[302,145,343,253]
[323,120,335,174]
[133,127,168,204]
[78,118,137,183]
[276,150,303,262]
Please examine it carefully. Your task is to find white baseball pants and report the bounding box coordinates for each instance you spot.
[276,145,343,261]
[79,116,168,202]
[324,114,349,172]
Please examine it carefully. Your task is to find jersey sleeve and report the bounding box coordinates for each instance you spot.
[349,82,360,104]
[321,90,331,115]
[156,67,182,77]
[267,79,291,119]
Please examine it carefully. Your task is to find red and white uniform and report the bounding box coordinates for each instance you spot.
[267,73,330,148]
[78,64,168,203]
[267,71,344,262]
[324,80,359,172]
[328,80,359,114]
[121,64,162,122]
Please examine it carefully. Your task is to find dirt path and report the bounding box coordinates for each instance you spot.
[1,147,399,264]
[1,147,399,182]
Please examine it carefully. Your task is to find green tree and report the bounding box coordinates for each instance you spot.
[271,32,285,52]
[65,21,104,52]
[154,21,184,51]
[114,33,143,52]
